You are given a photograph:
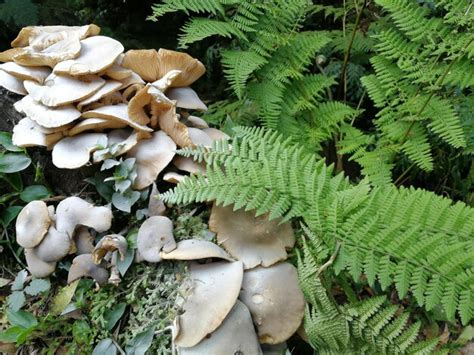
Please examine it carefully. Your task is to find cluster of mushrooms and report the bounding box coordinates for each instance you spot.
[6,24,306,354]
[0,24,226,188]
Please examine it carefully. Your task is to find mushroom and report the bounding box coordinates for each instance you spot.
[16,200,51,248]
[127,85,154,125]
[24,74,105,107]
[178,300,261,354]
[55,196,112,237]
[156,49,206,87]
[68,118,127,136]
[136,216,176,262]
[119,72,145,90]
[209,204,295,269]
[92,129,147,163]
[166,87,207,111]
[126,131,176,190]
[160,239,233,261]
[73,226,95,255]
[239,263,305,344]
[175,260,244,347]
[12,117,65,148]
[163,172,186,184]
[188,127,214,147]
[173,156,206,175]
[67,253,108,285]
[52,133,108,169]
[92,234,127,264]
[82,104,153,132]
[34,226,71,262]
[24,248,56,278]
[100,64,131,81]
[203,128,230,142]
[121,49,161,82]
[54,36,124,76]
[19,95,81,128]
[155,105,193,147]
[183,115,209,129]
[0,69,27,95]
[148,183,166,217]
[0,47,27,63]
[0,62,50,83]
[76,80,122,110]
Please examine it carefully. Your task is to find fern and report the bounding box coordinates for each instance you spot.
[178,19,245,48]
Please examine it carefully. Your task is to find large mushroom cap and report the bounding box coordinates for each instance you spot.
[178,300,261,354]
[34,226,71,262]
[136,216,176,263]
[156,105,193,148]
[12,117,64,148]
[126,131,176,190]
[0,47,27,63]
[209,204,295,269]
[92,234,127,263]
[24,73,105,107]
[19,95,81,128]
[166,87,207,111]
[82,104,153,132]
[68,117,127,136]
[156,49,206,87]
[239,263,305,344]
[25,248,56,278]
[55,196,112,237]
[67,253,108,285]
[0,62,50,83]
[77,79,122,110]
[0,69,27,95]
[54,36,124,76]
[16,200,52,248]
[121,49,160,82]
[175,260,244,348]
[161,239,234,261]
[52,133,108,169]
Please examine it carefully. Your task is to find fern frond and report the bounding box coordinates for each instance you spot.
[149,0,225,21]
[178,18,246,48]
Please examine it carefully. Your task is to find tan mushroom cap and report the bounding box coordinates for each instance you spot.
[82,104,153,132]
[121,49,160,82]
[0,69,27,95]
[54,36,124,76]
[183,115,209,129]
[77,80,122,110]
[148,183,166,217]
[68,253,108,285]
[126,131,176,190]
[12,117,64,148]
[136,216,176,263]
[0,47,27,63]
[156,105,193,148]
[163,172,185,184]
[209,204,295,269]
[166,87,207,111]
[34,226,71,262]
[239,263,305,344]
[52,133,108,169]
[55,196,112,238]
[19,95,81,128]
[100,64,132,81]
[173,156,206,175]
[119,72,145,89]
[188,127,213,147]
[73,226,95,255]
[161,239,233,261]
[156,49,206,87]
[13,36,81,67]
[0,62,50,83]
[203,128,230,142]
[92,234,127,263]
[25,248,56,278]
[149,69,182,92]
[68,117,127,136]
[127,85,153,125]
[16,200,51,248]
[24,74,105,107]
[175,260,244,348]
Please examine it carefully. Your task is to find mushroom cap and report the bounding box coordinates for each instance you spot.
[161,239,233,261]
[73,226,94,255]
[0,47,27,62]
[156,105,193,148]
[54,36,124,76]
[19,95,81,128]
[178,300,261,354]
[13,36,81,67]
[68,117,127,136]
[136,216,176,262]
[12,117,64,148]
[203,128,230,142]
[67,253,108,285]
[148,183,166,217]
[173,156,206,175]
[156,49,206,87]
[0,62,50,83]
[34,226,71,262]
[92,234,127,263]
[82,104,153,132]
[126,131,176,190]
[149,69,182,92]
[163,172,185,184]
[55,196,113,237]
[121,49,160,82]
[183,115,209,129]
[127,85,153,125]
[118,71,145,89]
[209,204,295,269]
[175,260,244,347]
[188,127,214,147]
[166,87,207,111]
[100,64,132,80]
[25,248,56,278]
[52,133,108,169]
[239,263,305,344]
[76,80,122,110]
[24,74,105,107]
[0,69,27,95]
[16,200,51,248]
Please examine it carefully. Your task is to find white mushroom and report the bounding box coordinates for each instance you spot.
[34,226,71,262]
[52,133,108,169]
[147,183,166,217]
[16,200,51,248]
[68,118,127,136]
[19,95,81,128]
[24,248,56,278]
[82,104,153,132]
[76,80,122,110]
[163,172,185,184]
[136,216,176,262]
[173,156,206,175]
[166,87,207,111]
[161,239,233,261]
[67,253,108,285]
[12,117,64,148]
[0,69,27,95]
[183,115,209,129]
[0,62,50,83]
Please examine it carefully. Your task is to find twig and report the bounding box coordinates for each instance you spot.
[316,242,341,277]
[2,228,26,268]
[111,338,126,355]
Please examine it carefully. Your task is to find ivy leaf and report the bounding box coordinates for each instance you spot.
[3,172,23,191]
[24,279,50,296]
[117,249,134,276]
[20,185,51,202]
[112,190,140,212]
[0,132,22,152]
[105,303,126,331]
[93,338,117,355]
[0,205,22,227]
[101,159,121,171]
[125,328,154,355]
[7,291,26,311]
[7,309,37,328]
[11,270,28,291]
[0,153,31,173]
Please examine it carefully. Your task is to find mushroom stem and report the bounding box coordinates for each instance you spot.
[108,251,121,286]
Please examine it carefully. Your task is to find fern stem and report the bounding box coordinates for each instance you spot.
[316,242,341,277]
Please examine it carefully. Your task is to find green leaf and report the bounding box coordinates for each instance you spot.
[2,172,23,191]
[0,205,22,227]
[0,326,23,343]
[11,270,28,291]
[112,190,140,212]
[0,132,22,152]
[85,176,114,201]
[20,185,51,202]
[101,159,121,171]
[93,338,117,355]
[51,280,79,315]
[72,320,91,344]
[7,309,37,328]
[0,153,31,173]
[24,279,50,296]
[125,328,154,355]
[105,303,126,331]
[7,291,26,312]
[117,249,134,276]
[456,325,474,345]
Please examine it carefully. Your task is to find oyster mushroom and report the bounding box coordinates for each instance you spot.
[203,128,230,142]
[136,216,176,262]
[54,36,124,76]
[209,204,295,269]
[0,62,50,83]
[68,118,127,136]
[0,69,27,95]
[34,226,71,262]
[19,95,81,128]
[178,300,261,354]
[76,80,122,110]
[73,226,95,255]
[82,104,153,132]
[25,248,56,278]
[157,49,205,87]
[67,253,108,285]
[121,49,161,82]
[188,127,213,147]
[155,105,193,148]
[16,200,51,248]
[183,115,209,129]
[160,239,233,261]
[173,156,206,175]
[12,117,64,148]
[0,47,27,62]
[239,262,305,344]
[92,234,127,263]
[126,131,176,189]
[52,133,108,169]
[163,172,185,184]
[175,260,244,347]
[148,183,166,217]
[166,87,207,111]
[100,64,131,81]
